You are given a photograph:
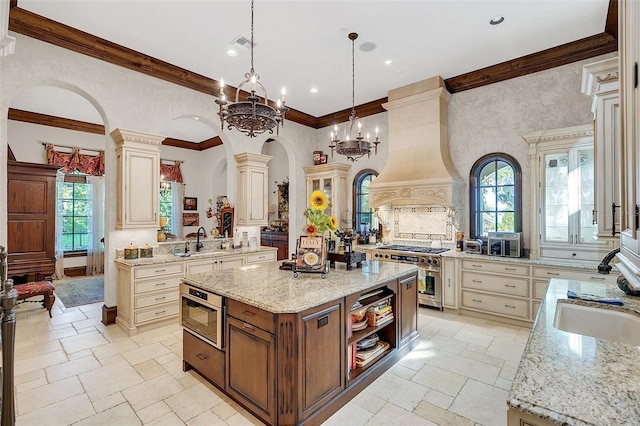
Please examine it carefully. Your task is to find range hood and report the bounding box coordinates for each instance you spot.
[369,76,463,211]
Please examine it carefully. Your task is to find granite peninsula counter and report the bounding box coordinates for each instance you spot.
[180,260,420,426]
[508,278,640,425]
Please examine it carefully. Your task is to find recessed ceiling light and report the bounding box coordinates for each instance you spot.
[193,116,200,120]
[310,87,318,94]
[489,16,505,25]
[384,59,392,65]
[226,48,238,57]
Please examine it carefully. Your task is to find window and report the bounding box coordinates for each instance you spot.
[159,182,173,231]
[59,175,90,252]
[469,153,521,239]
[352,169,378,233]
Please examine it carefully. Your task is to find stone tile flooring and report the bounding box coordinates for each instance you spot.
[12,298,530,425]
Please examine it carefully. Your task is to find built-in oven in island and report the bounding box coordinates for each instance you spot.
[180,283,224,350]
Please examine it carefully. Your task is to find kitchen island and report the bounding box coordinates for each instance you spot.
[508,278,640,425]
[181,261,420,426]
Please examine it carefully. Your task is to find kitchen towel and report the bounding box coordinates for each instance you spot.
[566,290,623,306]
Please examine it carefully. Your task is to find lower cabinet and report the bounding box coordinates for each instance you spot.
[508,408,556,426]
[183,330,224,388]
[226,315,277,425]
[442,257,458,309]
[398,273,418,346]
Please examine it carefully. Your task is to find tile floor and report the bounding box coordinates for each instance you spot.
[10,297,530,425]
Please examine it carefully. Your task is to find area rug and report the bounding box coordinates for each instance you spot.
[54,276,104,308]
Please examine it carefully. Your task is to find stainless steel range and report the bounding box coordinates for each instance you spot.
[372,245,448,309]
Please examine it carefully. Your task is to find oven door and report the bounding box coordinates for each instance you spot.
[417,267,442,309]
[180,292,224,350]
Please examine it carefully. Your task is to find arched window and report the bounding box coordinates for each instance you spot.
[469,153,522,239]
[352,169,378,233]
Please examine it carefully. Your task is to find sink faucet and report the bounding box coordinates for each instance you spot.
[196,226,206,252]
[597,247,620,274]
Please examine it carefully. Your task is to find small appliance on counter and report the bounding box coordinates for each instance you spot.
[463,239,483,254]
[488,231,522,257]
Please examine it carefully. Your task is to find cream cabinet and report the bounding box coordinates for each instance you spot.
[523,125,616,262]
[111,128,163,230]
[303,163,351,229]
[582,57,621,240]
[235,153,271,226]
[617,0,640,291]
[186,254,247,274]
[460,258,531,323]
[116,261,183,335]
[441,257,457,309]
[246,250,277,264]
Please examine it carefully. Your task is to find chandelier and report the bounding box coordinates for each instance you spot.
[329,32,380,162]
[216,0,287,138]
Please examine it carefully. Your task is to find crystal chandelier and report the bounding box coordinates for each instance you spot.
[216,0,287,138]
[329,32,380,162]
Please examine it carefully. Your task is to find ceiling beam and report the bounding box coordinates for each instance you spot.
[7,2,619,130]
[8,108,105,134]
[162,136,222,151]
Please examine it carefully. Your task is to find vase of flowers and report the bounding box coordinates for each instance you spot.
[304,190,338,237]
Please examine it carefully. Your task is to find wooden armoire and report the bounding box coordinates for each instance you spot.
[7,161,60,282]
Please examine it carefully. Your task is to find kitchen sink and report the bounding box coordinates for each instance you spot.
[553,302,640,346]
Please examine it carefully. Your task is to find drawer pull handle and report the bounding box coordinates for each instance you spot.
[195,353,207,361]
[505,267,516,271]
[546,272,560,276]
[504,284,516,288]
[472,280,482,283]
[155,282,166,287]
[505,304,516,309]
[242,324,256,333]
[242,310,256,317]
[156,296,166,301]
[155,269,166,273]
[155,310,166,315]
[472,299,482,303]
[589,277,605,281]
[471,264,483,268]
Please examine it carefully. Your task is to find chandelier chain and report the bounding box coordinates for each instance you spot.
[250,0,255,75]
[351,34,355,113]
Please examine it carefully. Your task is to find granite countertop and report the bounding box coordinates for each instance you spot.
[508,278,640,425]
[181,261,419,314]
[115,246,276,267]
[441,250,606,271]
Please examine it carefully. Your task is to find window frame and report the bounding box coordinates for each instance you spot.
[159,182,173,232]
[469,153,522,240]
[60,174,90,256]
[352,168,378,232]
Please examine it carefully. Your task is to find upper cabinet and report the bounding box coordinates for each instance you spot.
[524,125,616,262]
[617,0,640,290]
[111,129,162,230]
[303,163,351,228]
[581,57,621,240]
[235,153,271,226]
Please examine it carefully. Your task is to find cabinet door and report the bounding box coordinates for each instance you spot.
[238,166,269,226]
[226,316,276,425]
[442,257,457,309]
[299,303,344,418]
[273,239,289,261]
[186,259,216,274]
[218,255,244,270]
[183,330,224,388]
[121,148,159,228]
[398,274,418,346]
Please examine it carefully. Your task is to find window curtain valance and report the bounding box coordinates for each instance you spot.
[45,143,105,176]
[160,160,184,183]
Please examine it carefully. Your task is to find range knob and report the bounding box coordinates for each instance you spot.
[431,258,440,266]
[420,258,426,263]
[374,253,380,258]
[427,258,433,264]
[384,255,389,259]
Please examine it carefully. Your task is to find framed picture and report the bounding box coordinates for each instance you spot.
[184,197,198,211]
[183,212,199,226]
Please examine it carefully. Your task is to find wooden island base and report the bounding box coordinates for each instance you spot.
[182,269,419,426]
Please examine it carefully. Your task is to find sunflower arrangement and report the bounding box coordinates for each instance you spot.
[304,190,339,236]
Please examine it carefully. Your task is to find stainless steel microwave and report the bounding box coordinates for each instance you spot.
[488,232,522,258]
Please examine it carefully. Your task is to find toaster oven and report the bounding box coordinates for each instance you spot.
[463,239,483,254]
[488,232,522,258]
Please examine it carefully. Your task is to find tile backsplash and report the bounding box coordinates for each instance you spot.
[393,206,454,242]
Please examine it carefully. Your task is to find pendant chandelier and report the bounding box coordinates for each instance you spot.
[329,32,380,162]
[216,0,287,138]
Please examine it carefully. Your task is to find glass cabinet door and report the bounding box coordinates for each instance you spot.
[543,152,569,243]
[323,178,332,216]
[577,148,596,244]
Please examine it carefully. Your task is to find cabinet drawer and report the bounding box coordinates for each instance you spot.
[461,272,529,297]
[134,275,182,294]
[532,267,614,283]
[134,303,179,324]
[538,247,604,262]
[461,259,529,276]
[134,289,179,309]
[461,291,530,320]
[532,280,549,300]
[246,251,276,264]
[183,330,224,388]
[134,263,183,279]
[227,299,276,334]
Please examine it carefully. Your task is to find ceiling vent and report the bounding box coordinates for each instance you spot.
[230,36,254,51]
